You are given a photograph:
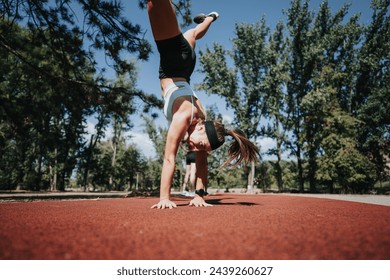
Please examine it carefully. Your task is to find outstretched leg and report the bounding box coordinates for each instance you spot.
[189,162,196,191]
[183,17,213,48]
[147,0,181,41]
[183,12,219,48]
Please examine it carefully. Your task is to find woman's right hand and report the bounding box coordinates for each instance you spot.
[151,198,177,210]
[189,196,213,207]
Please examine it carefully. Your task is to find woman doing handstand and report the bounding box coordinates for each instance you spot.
[147,0,259,209]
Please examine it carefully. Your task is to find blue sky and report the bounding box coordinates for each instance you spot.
[94,0,374,158]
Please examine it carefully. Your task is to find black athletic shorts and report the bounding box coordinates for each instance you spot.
[186,151,196,165]
[156,34,196,83]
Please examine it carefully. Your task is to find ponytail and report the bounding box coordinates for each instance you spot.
[212,121,259,168]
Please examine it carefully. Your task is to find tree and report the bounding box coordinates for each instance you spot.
[0,19,93,190]
[262,20,290,192]
[1,1,177,190]
[106,73,139,190]
[306,65,375,193]
[285,0,314,192]
[286,0,364,192]
[198,19,269,192]
[119,144,147,191]
[354,0,390,183]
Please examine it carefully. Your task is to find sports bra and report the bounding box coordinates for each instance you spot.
[163,81,198,125]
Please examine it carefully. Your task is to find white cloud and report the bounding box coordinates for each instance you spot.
[258,137,275,151]
[85,120,97,137]
[84,119,156,159]
[83,119,113,140]
[127,132,156,159]
[257,137,293,161]
[222,114,233,124]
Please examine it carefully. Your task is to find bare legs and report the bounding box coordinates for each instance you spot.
[182,163,196,192]
[183,16,214,48]
[147,0,181,41]
[148,1,218,209]
[147,0,216,47]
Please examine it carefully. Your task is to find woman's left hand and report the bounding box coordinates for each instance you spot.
[189,196,213,207]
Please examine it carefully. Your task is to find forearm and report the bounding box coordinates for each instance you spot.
[159,116,186,200]
[187,152,212,207]
[195,152,208,191]
[159,157,176,200]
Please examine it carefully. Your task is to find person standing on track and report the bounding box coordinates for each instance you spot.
[182,151,196,195]
[147,0,259,210]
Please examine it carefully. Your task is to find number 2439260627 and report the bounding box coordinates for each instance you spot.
[209,266,273,276]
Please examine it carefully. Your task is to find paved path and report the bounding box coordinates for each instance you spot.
[277,193,390,206]
[1,194,389,260]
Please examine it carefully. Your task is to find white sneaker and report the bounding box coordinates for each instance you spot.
[207,12,219,22]
[193,12,219,24]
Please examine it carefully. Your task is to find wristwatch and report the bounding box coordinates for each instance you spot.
[195,189,206,197]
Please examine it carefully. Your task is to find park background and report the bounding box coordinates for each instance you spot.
[0,0,389,195]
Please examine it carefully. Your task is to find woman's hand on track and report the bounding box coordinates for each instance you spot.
[151,199,177,210]
[189,196,213,207]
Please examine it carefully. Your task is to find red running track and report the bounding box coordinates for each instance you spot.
[0,194,389,260]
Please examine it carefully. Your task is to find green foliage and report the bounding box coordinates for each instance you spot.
[199,18,271,137]
[0,1,161,190]
[261,20,290,192]
[199,0,387,193]
[355,0,390,181]
[199,18,275,191]
[198,44,238,110]
[314,79,376,193]
[0,0,388,193]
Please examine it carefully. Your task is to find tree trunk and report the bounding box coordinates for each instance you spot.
[276,136,284,192]
[328,181,334,194]
[109,139,117,190]
[51,147,58,191]
[297,154,304,192]
[247,161,256,193]
[82,135,94,192]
